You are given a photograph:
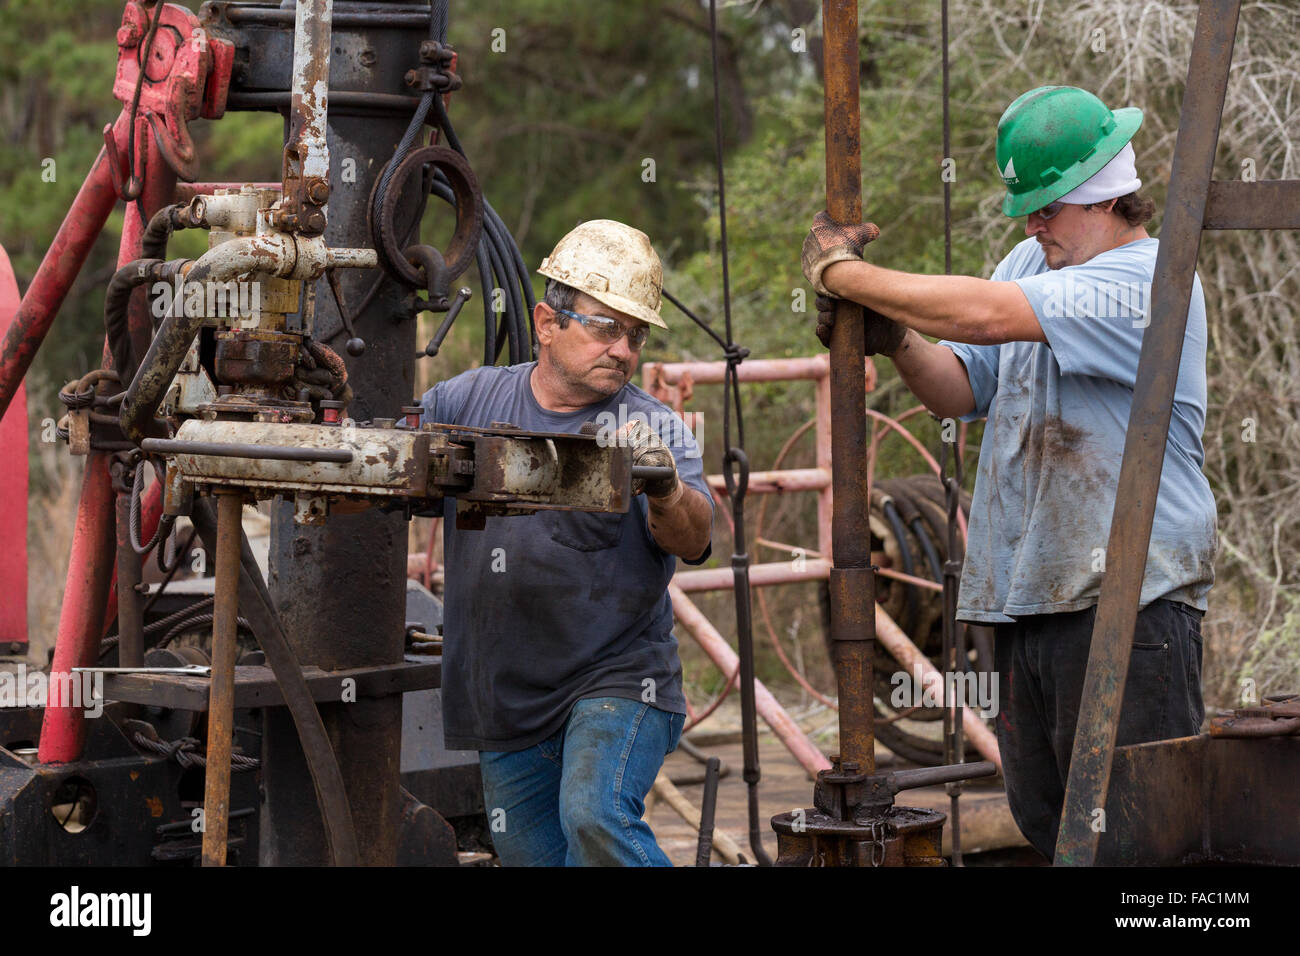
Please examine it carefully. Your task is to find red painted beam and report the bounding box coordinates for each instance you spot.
[0,245,27,649]
[0,149,119,424]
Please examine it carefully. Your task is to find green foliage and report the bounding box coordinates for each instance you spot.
[4,0,1292,706]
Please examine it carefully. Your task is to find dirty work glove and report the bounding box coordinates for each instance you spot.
[802,210,881,296]
[815,295,907,357]
[620,419,679,499]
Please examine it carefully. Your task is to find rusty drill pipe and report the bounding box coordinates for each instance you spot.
[822,0,876,774]
[201,491,243,867]
[1055,0,1243,867]
[188,496,360,866]
[286,0,333,187]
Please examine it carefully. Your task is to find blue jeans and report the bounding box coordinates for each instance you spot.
[479,697,685,866]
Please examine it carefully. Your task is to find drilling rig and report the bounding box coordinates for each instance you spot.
[0,0,642,867]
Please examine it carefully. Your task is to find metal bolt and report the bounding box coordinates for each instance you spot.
[301,210,327,236]
[306,179,330,204]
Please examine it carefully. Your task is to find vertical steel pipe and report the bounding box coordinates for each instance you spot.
[261,2,416,866]
[821,0,876,775]
[1055,0,1242,866]
[202,491,243,867]
[287,0,333,189]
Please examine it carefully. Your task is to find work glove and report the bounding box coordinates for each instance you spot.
[815,295,907,357]
[620,419,679,499]
[293,339,354,406]
[801,210,880,296]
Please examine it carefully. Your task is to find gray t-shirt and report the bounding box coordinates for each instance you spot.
[943,236,1216,623]
[419,363,712,751]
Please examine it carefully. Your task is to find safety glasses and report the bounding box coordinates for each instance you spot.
[556,308,649,351]
[1029,201,1067,221]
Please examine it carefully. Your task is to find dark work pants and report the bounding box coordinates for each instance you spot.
[992,599,1205,860]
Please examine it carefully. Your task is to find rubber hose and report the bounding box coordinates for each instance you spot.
[910,515,944,582]
[882,498,920,632]
[104,259,164,384]
[476,244,496,365]
[120,257,224,444]
[482,228,520,364]
[431,98,536,361]
[482,206,527,362]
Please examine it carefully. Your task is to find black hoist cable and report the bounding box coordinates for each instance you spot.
[665,0,769,867]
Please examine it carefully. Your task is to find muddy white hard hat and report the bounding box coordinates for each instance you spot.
[537,219,667,330]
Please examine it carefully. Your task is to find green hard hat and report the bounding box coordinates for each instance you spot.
[996,86,1143,217]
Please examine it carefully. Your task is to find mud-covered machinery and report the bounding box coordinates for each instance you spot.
[0,0,643,867]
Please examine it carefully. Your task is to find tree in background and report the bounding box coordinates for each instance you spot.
[2,0,1295,706]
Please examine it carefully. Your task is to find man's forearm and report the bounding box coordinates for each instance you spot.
[822,259,1043,345]
[647,484,713,561]
[889,330,976,419]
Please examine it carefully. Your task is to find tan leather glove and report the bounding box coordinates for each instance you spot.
[620,419,679,498]
[801,210,881,296]
[815,295,907,357]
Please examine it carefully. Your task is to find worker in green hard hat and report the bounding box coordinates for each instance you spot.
[801,86,1215,861]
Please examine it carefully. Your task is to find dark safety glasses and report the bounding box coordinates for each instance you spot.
[1029,200,1066,221]
[556,308,649,350]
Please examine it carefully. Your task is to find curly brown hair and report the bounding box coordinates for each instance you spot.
[1091,191,1156,227]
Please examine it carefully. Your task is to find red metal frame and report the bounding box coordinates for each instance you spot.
[0,0,233,762]
[0,247,27,649]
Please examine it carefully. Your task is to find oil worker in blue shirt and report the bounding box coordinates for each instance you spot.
[421,219,714,866]
[799,87,1214,859]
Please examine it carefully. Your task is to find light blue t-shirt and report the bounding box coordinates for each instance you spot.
[942,236,1216,623]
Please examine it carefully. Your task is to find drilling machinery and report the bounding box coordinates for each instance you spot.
[0,0,641,867]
